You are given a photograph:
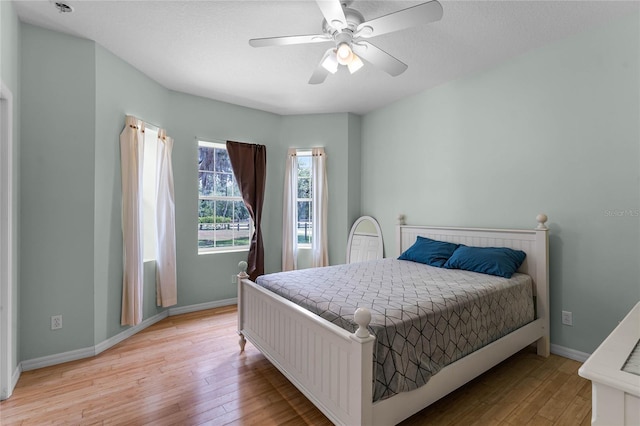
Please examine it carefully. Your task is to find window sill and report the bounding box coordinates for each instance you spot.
[198,247,249,256]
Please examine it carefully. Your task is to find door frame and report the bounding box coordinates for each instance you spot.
[0,80,15,400]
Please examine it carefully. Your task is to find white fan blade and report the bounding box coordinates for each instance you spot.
[249,34,331,48]
[352,41,408,77]
[309,49,335,84]
[316,0,347,30]
[355,0,443,39]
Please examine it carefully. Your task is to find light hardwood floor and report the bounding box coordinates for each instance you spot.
[0,306,592,425]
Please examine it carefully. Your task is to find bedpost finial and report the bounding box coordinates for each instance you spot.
[238,261,249,278]
[536,213,548,230]
[354,308,371,338]
[398,213,406,226]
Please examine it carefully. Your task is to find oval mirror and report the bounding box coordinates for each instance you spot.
[346,216,384,264]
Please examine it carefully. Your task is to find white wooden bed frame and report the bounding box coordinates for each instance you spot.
[237,215,550,425]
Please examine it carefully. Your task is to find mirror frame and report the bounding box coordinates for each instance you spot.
[346,215,384,264]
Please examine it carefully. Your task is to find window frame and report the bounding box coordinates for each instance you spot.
[197,140,252,254]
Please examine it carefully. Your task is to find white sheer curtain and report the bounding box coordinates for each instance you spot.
[311,147,329,267]
[282,148,298,271]
[120,116,145,326]
[120,116,177,326]
[155,129,177,307]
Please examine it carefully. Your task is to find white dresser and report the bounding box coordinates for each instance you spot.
[579,302,640,425]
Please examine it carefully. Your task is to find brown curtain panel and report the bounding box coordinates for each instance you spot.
[226,141,267,281]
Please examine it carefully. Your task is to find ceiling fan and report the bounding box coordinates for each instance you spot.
[249,0,443,84]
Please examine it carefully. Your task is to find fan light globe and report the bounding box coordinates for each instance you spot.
[348,54,364,74]
[336,43,353,65]
[321,50,339,73]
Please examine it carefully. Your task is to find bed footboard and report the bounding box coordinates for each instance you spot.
[237,263,375,426]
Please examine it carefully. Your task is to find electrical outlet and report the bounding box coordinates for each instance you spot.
[51,315,62,330]
[561,310,573,326]
[232,274,237,284]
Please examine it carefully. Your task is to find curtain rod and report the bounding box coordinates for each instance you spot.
[127,115,162,131]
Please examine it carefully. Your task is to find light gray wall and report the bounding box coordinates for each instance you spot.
[280,113,361,267]
[168,90,281,304]
[361,13,640,354]
[19,24,286,358]
[17,23,361,361]
[94,45,170,343]
[347,113,362,240]
[20,24,96,359]
[1,0,21,373]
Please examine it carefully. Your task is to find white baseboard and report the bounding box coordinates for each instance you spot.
[168,298,237,315]
[94,310,169,355]
[21,345,96,372]
[20,299,237,372]
[551,343,590,363]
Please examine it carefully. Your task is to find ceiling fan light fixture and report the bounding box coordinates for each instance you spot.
[248,0,444,84]
[347,54,364,74]
[321,50,339,74]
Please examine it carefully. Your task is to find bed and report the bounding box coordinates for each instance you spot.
[236,216,550,425]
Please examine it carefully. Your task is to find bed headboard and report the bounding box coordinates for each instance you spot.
[395,215,550,343]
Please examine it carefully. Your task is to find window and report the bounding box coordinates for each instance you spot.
[197,141,251,252]
[283,147,328,270]
[296,151,312,246]
[142,127,158,261]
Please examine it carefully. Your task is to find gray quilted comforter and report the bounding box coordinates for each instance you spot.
[256,258,534,402]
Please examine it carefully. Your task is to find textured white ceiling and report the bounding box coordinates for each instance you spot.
[13,0,640,115]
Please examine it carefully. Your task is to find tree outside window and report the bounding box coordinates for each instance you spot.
[198,141,251,252]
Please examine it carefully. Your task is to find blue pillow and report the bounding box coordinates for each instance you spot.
[398,236,459,267]
[443,245,526,278]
